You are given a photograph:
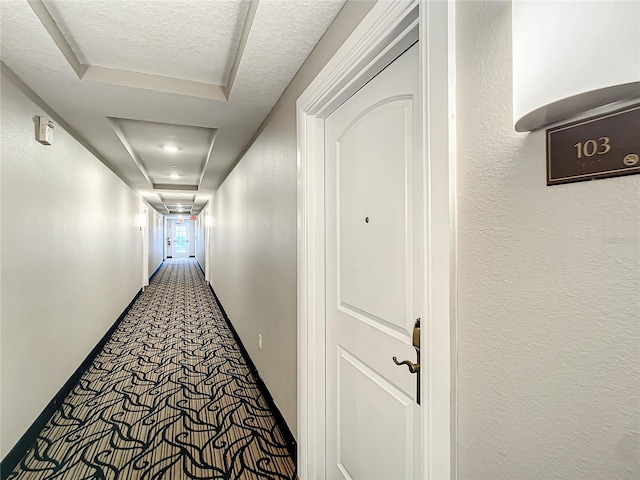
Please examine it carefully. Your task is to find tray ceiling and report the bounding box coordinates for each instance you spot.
[1,0,346,214]
[108,118,216,190]
[44,0,251,85]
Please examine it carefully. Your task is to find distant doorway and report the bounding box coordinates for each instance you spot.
[167,219,193,258]
[173,223,190,258]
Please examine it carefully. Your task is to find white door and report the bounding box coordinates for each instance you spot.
[325,44,422,479]
[173,222,190,258]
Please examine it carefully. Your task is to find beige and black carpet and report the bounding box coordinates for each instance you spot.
[7,259,296,480]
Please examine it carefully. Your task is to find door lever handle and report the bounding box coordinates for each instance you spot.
[392,356,420,373]
[392,318,421,404]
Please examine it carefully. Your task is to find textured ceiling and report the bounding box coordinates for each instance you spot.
[0,0,346,214]
[44,0,251,84]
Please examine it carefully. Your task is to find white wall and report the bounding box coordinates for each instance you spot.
[0,67,157,458]
[206,0,375,435]
[456,2,640,478]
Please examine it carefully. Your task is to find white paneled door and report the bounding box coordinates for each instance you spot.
[325,43,422,480]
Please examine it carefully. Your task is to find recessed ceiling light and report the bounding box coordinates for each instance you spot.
[170,173,180,179]
[177,204,183,208]
[163,144,179,153]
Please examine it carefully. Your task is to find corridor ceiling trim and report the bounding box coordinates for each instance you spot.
[153,184,199,191]
[107,117,152,186]
[108,117,217,193]
[159,194,196,203]
[165,204,194,214]
[27,0,258,100]
[159,193,196,215]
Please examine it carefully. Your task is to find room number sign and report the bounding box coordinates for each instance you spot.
[546,103,639,185]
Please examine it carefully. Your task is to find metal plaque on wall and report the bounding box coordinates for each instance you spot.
[546,103,640,185]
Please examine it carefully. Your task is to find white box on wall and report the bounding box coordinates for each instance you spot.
[37,116,54,145]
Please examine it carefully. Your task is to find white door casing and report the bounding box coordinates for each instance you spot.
[141,203,149,288]
[164,216,169,259]
[325,43,421,479]
[296,1,457,479]
[205,207,211,284]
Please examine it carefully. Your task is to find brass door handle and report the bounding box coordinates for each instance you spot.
[392,318,421,404]
[392,356,420,373]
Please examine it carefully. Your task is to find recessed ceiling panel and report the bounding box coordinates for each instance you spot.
[159,193,196,204]
[43,0,251,84]
[166,204,193,214]
[110,118,216,186]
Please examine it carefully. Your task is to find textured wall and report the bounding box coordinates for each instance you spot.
[456,2,640,478]
[0,69,150,458]
[207,0,375,435]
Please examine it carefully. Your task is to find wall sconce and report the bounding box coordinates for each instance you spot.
[205,215,213,228]
[512,1,640,131]
[135,213,147,228]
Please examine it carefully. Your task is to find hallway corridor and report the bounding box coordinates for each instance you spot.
[7,259,296,480]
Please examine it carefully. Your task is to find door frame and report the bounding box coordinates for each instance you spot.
[141,203,149,289]
[204,207,212,284]
[296,1,457,478]
[173,220,190,258]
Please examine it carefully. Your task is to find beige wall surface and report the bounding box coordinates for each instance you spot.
[206,0,375,435]
[0,68,155,458]
[455,2,640,479]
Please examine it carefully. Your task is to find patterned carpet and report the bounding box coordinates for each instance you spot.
[7,259,296,480]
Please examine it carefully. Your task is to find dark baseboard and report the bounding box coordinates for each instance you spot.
[150,260,163,280]
[0,289,143,479]
[1,265,296,477]
[207,283,297,467]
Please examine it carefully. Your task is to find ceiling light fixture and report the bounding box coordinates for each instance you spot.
[162,144,179,153]
[170,173,180,179]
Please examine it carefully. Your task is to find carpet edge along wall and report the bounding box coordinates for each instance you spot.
[2,259,296,480]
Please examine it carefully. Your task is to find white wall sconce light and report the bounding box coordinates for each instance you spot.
[135,213,147,229]
[513,1,640,132]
